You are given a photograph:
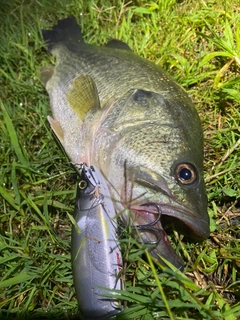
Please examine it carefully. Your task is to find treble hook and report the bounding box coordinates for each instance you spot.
[132,203,162,245]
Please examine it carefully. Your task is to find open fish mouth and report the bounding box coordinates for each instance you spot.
[128,202,209,270]
[157,203,210,240]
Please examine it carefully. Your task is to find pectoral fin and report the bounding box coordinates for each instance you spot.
[40,66,55,87]
[47,116,64,145]
[67,74,100,121]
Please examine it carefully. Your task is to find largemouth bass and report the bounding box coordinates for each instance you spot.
[41,16,210,269]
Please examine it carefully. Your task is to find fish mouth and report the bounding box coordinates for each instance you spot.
[124,166,209,237]
[129,201,209,270]
[130,202,209,240]
[157,203,210,241]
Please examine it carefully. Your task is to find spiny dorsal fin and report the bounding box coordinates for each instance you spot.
[40,66,55,87]
[67,74,100,121]
[105,39,132,51]
[42,16,83,52]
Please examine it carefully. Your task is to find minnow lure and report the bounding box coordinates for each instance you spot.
[71,164,122,320]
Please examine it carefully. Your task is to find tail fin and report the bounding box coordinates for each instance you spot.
[42,16,83,52]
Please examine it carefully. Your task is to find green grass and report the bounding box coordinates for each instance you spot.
[0,0,240,319]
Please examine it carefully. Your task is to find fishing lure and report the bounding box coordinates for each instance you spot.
[71,164,122,320]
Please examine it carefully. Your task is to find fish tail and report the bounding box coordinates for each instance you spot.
[42,16,83,52]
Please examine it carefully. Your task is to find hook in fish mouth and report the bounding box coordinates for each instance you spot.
[130,202,163,245]
[128,201,186,270]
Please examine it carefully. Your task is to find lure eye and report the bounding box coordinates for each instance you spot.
[175,163,197,185]
[79,180,88,189]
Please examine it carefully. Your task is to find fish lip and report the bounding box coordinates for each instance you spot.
[158,202,210,240]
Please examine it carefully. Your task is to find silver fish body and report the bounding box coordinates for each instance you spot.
[72,164,122,319]
[42,17,210,270]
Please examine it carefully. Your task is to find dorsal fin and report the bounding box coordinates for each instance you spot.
[42,16,83,52]
[105,39,132,51]
[67,74,101,121]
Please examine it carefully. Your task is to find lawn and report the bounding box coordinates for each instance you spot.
[0,0,240,319]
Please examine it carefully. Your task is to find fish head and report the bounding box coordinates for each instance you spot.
[90,88,209,266]
[125,159,209,241]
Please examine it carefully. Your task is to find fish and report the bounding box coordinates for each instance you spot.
[41,16,210,270]
[72,163,122,319]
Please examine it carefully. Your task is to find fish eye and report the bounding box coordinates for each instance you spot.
[175,163,197,185]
